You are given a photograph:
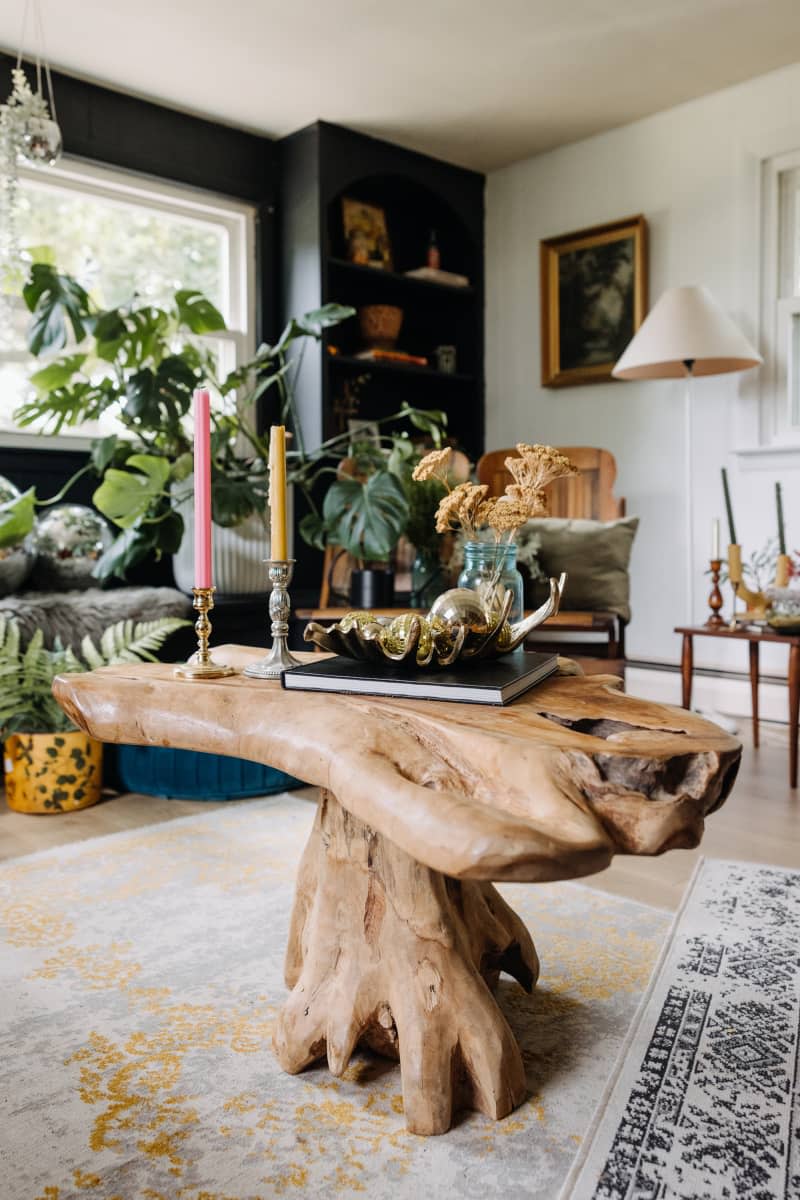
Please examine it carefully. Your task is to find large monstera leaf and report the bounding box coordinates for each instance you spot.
[22,264,92,354]
[93,454,171,529]
[122,356,197,432]
[323,470,409,564]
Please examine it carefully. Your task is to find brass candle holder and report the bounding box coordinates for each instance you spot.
[706,559,725,627]
[244,560,303,678]
[174,587,236,679]
[726,543,788,628]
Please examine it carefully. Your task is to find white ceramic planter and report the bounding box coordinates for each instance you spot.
[172,487,271,596]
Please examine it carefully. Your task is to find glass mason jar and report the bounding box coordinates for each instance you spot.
[457,541,524,624]
[411,548,447,610]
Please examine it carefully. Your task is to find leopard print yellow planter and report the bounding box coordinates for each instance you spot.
[4,732,103,814]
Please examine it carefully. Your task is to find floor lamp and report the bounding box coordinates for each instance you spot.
[612,285,762,622]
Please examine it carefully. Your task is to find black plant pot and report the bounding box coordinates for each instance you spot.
[349,568,394,609]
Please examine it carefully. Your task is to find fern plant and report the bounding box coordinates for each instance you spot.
[0,615,189,735]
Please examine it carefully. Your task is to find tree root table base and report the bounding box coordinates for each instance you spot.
[278,789,538,1135]
[54,646,741,1136]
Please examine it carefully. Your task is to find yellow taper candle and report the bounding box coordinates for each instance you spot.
[269,425,288,560]
[727,544,743,586]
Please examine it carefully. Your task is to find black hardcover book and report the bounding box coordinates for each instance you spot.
[281,650,558,706]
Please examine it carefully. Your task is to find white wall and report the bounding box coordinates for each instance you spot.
[486,62,800,681]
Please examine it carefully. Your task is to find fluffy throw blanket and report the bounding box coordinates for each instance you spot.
[0,587,192,651]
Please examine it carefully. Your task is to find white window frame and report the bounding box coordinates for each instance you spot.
[758,148,800,449]
[0,156,257,450]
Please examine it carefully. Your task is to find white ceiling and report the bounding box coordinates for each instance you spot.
[2,0,800,172]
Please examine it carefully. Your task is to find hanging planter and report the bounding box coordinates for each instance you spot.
[0,6,63,301]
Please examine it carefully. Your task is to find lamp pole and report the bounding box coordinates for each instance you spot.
[684,359,695,624]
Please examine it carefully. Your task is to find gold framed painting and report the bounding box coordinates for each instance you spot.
[540,214,648,388]
[341,197,393,270]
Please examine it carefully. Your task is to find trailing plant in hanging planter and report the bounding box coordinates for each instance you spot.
[0,68,60,298]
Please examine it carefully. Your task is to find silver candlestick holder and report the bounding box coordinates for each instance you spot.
[244,559,303,678]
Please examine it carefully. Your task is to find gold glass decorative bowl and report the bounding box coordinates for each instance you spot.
[303,574,566,668]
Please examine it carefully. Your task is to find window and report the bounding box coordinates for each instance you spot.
[760,149,800,445]
[0,158,256,443]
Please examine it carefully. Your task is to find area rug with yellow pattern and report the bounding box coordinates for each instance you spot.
[0,794,670,1200]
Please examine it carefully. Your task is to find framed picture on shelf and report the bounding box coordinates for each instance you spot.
[342,197,393,270]
[540,214,647,387]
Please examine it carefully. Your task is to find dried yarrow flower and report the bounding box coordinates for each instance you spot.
[482,496,532,533]
[435,481,488,534]
[412,447,453,483]
[505,444,578,495]
[506,483,549,518]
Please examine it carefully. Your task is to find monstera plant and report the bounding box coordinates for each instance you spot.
[16,259,354,580]
[16,259,453,592]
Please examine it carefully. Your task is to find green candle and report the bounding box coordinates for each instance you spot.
[721,468,737,545]
[776,481,786,555]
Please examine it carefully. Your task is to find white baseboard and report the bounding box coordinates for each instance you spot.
[627,665,790,726]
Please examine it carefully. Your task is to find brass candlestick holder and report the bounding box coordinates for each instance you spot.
[706,559,725,627]
[244,560,303,678]
[726,543,787,628]
[174,587,236,679]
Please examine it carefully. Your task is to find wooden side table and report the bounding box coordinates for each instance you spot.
[675,624,800,787]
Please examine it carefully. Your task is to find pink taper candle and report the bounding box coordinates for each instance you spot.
[193,388,213,589]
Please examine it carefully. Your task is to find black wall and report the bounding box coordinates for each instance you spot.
[0,52,279,336]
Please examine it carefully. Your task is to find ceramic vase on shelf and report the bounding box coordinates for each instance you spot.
[457,541,524,623]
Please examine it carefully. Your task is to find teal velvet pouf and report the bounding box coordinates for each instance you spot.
[109,744,303,801]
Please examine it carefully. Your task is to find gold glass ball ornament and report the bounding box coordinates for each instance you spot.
[428,588,491,633]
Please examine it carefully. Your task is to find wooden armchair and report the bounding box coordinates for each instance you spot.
[476,446,625,520]
[476,446,628,672]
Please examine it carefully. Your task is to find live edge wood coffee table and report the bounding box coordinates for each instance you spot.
[54,646,740,1136]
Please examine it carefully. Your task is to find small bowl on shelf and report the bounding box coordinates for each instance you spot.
[358,304,403,350]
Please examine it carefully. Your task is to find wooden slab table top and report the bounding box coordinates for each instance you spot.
[54,645,740,1136]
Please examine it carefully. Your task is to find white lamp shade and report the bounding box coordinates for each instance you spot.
[613,285,762,379]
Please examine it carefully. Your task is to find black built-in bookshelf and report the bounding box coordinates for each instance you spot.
[277,121,485,587]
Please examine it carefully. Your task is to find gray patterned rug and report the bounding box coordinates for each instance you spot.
[0,794,669,1200]
[563,858,800,1200]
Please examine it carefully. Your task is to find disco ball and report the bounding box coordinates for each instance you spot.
[0,543,35,597]
[21,116,63,167]
[0,475,34,596]
[29,505,112,591]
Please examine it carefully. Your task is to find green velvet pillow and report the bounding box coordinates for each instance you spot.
[517,516,639,622]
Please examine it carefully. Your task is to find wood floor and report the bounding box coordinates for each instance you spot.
[1,725,797,911]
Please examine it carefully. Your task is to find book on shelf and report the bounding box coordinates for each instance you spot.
[403,266,470,288]
[281,650,558,706]
[354,348,429,366]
